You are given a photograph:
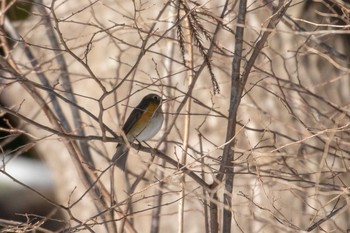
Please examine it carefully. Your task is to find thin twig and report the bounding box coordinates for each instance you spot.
[35,0,94,165]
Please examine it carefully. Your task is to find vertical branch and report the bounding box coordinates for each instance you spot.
[150,5,176,231]
[150,110,169,233]
[209,193,219,233]
[178,35,193,233]
[222,0,247,231]
[199,134,210,233]
[210,0,247,232]
[210,1,292,232]
[178,16,193,233]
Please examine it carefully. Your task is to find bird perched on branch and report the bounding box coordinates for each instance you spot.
[112,93,164,171]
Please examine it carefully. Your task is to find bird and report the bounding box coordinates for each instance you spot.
[112,93,164,171]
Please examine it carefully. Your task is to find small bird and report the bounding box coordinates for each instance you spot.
[112,93,164,170]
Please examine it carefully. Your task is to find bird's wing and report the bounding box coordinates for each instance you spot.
[122,107,144,135]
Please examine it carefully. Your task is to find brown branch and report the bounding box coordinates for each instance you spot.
[35,0,94,165]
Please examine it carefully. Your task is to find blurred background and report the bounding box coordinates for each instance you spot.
[0,0,349,232]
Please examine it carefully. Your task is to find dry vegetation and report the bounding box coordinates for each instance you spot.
[0,0,349,232]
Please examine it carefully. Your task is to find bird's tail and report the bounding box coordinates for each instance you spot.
[112,144,129,171]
